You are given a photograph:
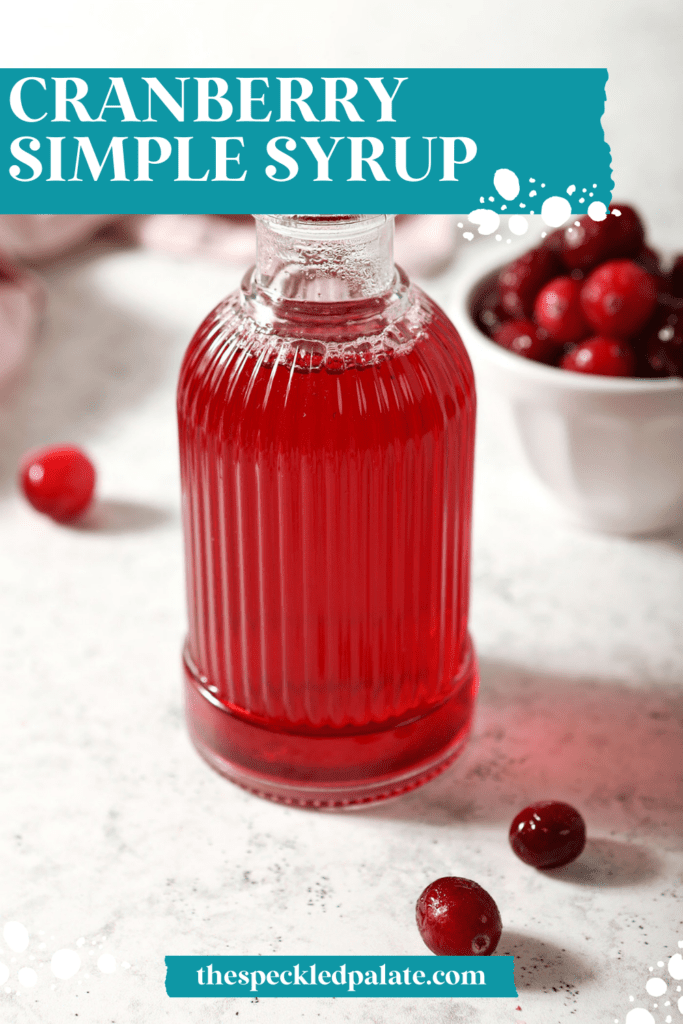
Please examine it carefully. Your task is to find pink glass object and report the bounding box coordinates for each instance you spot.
[177,214,477,806]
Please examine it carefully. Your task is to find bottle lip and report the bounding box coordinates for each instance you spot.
[255,214,390,221]
[255,214,392,236]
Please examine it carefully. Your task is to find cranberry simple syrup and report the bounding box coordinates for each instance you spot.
[177,215,478,806]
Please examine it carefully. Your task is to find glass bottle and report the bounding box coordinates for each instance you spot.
[177,214,477,807]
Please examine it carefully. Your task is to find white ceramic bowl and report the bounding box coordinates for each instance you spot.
[452,243,683,535]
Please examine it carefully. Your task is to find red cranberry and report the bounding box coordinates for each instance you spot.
[541,228,565,256]
[560,216,610,272]
[416,877,502,956]
[645,313,683,377]
[19,444,96,522]
[606,203,648,258]
[668,255,683,299]
[493,319,558,363]
[580,260,657,337]
[533,276,588,343]
[471,272,505,337]
[634,246,662,278]
[560,203,645,272]
[560,337,636,376]
[509,801,586,869]
[498,247,560,319]
[632,305,668,377]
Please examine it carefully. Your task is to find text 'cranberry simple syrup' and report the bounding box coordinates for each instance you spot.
[177,214,478,806]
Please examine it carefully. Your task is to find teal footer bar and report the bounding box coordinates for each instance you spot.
[165,955,518,998]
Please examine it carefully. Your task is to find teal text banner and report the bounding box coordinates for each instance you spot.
[1,69,611,215]
[164,955,518,998]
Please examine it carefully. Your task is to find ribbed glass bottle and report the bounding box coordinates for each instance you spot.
[177,214,477,806]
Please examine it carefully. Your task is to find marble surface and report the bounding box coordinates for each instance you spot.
[0,237,681,1024]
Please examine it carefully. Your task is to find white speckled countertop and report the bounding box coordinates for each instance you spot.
[1,2,683,1021]
[0,236,681,1024]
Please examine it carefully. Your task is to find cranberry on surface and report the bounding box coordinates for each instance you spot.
[509,801,587,869]
[19,444,96,522]
[580,260,657,338]
[493,319,559,363]
[560,337,636,377]
[498,247,560,319]
[533,276,588,343]
[416,877,502,956]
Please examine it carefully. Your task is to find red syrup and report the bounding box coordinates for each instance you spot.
[177,216,477,806]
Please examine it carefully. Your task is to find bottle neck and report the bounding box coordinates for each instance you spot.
[252,215,396,303]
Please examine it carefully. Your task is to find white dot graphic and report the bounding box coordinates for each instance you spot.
[0,963,8,985]
[541,196,572,227]
[678,996,683,1013]
[588,201,608,222]
[625,1009,655,1024]
[3,922,29,953]
[468,209,500,235]
[646,978,667,997]
[493,168,520,201]
[51,949,81,980]
[668,954,683,980]
[18,967,37,988]
[508,215,529,236]
[567,184,576,195]
[97,954,116,974]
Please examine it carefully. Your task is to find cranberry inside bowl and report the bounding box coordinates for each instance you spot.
[452,207,683,535]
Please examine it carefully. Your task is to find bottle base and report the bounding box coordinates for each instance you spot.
[183,640,478,808]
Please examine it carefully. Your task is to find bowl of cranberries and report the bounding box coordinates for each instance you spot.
[457,203,683,534]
